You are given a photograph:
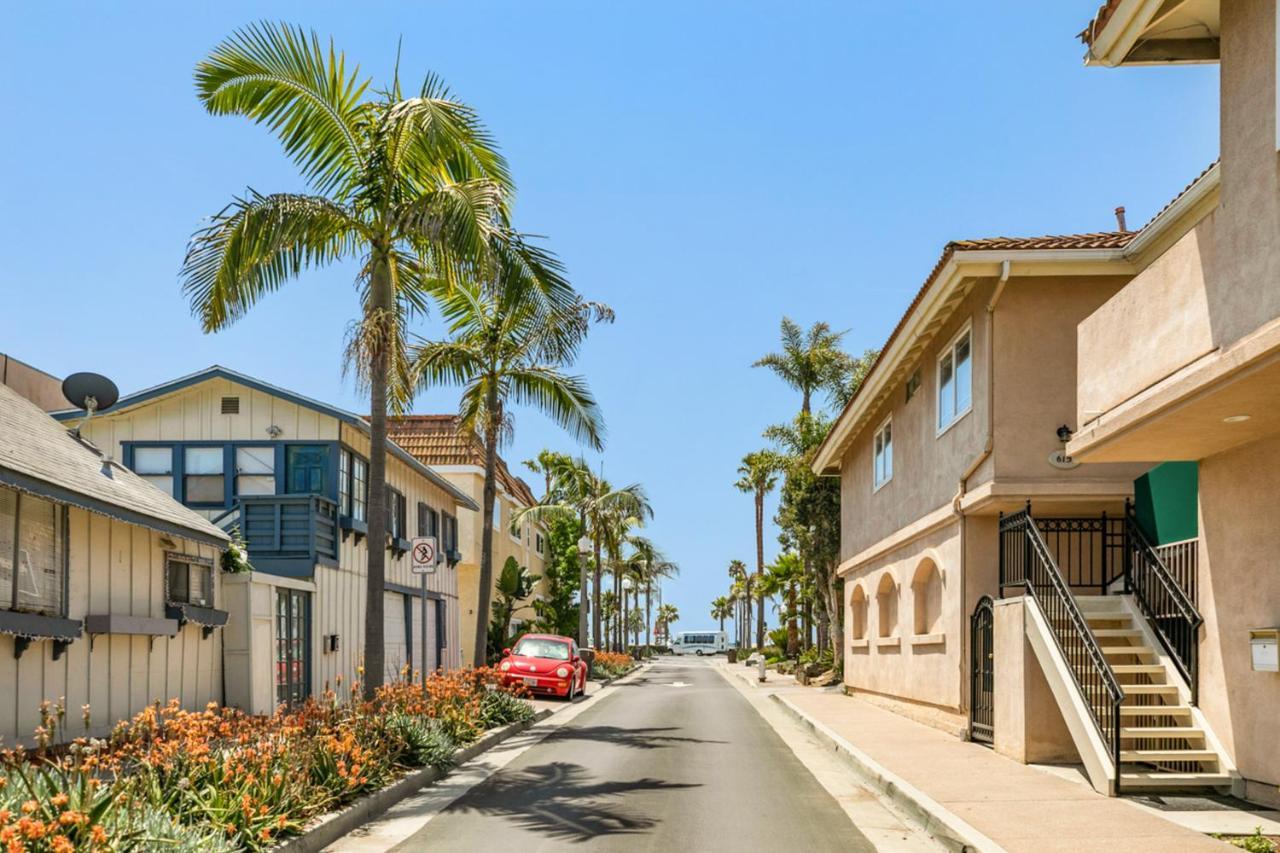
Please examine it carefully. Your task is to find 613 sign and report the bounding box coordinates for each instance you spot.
[411,537,439,574]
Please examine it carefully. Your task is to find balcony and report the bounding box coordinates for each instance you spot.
[217,494,339,578]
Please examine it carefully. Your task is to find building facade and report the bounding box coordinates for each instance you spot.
[52,367,476,714]
[387,416,548,665]
[0,380,229,744]
[1071,0,1280,807]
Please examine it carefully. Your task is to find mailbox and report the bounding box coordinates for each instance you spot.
[1250,629,1279,672]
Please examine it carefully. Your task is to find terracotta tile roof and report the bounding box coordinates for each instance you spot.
[386,415,539,507]
[1080,0,1125,46]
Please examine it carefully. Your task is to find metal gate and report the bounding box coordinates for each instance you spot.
[970,595,995,746]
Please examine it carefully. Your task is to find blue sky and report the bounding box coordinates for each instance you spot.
[1,3,1217,639]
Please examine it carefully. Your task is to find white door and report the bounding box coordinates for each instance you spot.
[384,592,409,682]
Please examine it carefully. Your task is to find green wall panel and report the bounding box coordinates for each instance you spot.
[1133,461,1199,545]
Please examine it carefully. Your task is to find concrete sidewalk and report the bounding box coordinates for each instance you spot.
[719,661,1230,853]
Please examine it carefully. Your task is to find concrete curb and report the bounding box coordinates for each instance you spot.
[273,709,553,853]
[769,692,1005,853]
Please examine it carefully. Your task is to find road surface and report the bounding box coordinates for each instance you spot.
[392,656,876,851]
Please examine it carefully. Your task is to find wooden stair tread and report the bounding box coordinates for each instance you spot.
[1120,772,1231,788]
[1122,684,1179,695]
[1093,629,1144,637]
[1101,645,1153,655]
[1119,706,1192,717]
[1111,664,1165,674]
[1121,726,1205,738]
[1121,749,1218,762]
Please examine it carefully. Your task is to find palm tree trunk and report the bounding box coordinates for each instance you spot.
[362,256,392,699]
[755,490,765,648]
[645,583,652,648]
[612,567,622,651]
[578,511,589,649]
[592,535,602,648]
[786,581,799,657]
[472,391,501,667]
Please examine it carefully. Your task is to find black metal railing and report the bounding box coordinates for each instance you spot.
[1000,507,1124,791]
[1125,504,1203,704]
[1032,514,1127,594]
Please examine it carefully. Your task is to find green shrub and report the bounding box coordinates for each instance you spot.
[479,689,536,728]
[386,713,458,770]
[1224,829,1277,853]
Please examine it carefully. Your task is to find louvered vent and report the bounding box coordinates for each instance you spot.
[220,396,240,415]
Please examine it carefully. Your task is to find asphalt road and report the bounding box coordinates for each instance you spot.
[393,657,875,852]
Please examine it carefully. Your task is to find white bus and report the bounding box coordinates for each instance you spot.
[670,630,728,655]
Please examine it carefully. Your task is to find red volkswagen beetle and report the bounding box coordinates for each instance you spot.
[499,633,588,700]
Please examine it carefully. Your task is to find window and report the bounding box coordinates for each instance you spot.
[492,499,501,529]
[442,513,458,559]
[873,418,893,490]
[876,573,898,638]
[285,445,328,495]
[386,487,406,540]
[132,446,174,497]
[905,368,922,402]
[166,555,214,608]
[351,456,368,522]
[536,533,545,555]
[850,585,868,641]
[184,447,225,505]
[418,501,439,538]
[339,450,351,516]
[912,559,943,636]
[276,589,310,706]
[235,446,275,496]
[937,325,973,433]
[0,489,66,616]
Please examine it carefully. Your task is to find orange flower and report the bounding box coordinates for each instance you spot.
[17,804,34,817]
[91,824,107,844]
[50,835,73,853]
[49,794,68,809]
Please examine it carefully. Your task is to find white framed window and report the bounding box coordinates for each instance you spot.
[872,417,893,490]
[184,446,225,504]
[937,323,973,435]
[166,555,214,608]
[132,446,174,497]
[351,456,368,522]
[234,446,275,496]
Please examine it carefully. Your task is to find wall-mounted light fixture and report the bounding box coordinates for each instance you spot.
[326,634,340,653]
[266,424,284,438]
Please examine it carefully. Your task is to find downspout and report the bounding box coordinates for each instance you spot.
[955,259,1010,722]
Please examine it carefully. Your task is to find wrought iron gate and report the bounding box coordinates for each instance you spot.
[970,595,995,746]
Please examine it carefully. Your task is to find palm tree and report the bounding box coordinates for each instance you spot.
[655,603,679,643]
[763,552,803,657]
[710,596,733,633]
[728,559,749,648]
[753,318,856,416]
[413,281,609,666]
[624,537,676,648]
[182,22,564,696]
[736,451,781,648]
[489,557,539,659]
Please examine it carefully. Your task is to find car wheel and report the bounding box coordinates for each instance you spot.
[696,649,703,656]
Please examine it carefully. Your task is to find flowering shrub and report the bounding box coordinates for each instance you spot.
[591,652,634,679]
[0,668,531,851]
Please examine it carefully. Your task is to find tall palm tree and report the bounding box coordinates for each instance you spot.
[764,552,803,657]
[413,281,609,666]
[710,596,733,633]
[736,451,780,648]
[727,559,749,648]
[182,22,565,695]
[655,603,679,643]
[753,318,856,416]
[625,537,677,648]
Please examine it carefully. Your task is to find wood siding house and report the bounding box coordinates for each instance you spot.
[0,381,229,745]
[51,366,478,715]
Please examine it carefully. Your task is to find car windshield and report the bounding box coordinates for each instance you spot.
[513,638,571,661]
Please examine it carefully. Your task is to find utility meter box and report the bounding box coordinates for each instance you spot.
[1250,628,1279,672]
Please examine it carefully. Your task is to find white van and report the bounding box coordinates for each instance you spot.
[671,630,728,655]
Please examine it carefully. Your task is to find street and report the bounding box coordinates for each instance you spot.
[387,658,878,851]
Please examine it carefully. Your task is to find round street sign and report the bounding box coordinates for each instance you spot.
[411,537,438,573]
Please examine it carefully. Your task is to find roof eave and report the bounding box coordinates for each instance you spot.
[812,248,1134,475]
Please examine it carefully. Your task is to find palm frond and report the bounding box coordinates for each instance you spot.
[181,190,359,331]
[195,21,368,195]
[505,366,605,452]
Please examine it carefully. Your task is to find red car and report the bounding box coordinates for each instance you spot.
[499,633,588,700]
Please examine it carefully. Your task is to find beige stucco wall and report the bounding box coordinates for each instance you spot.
[0,507,221,744]
[995,275,1147,483]
[434,467,547,665]
[992,597,1079,764]
[840,280,995,561]
[1196,435,1280,805]
[1077,225,1218,424]
[0,354,64,411]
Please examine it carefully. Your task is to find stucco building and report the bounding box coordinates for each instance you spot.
[387,416,548,666]
[51,367,476,713]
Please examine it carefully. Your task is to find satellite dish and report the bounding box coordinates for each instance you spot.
[62,372,119,412]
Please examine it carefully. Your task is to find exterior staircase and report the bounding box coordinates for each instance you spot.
[1070,596,1231,791]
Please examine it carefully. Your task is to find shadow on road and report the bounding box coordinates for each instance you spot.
[448,761,700,842]
[546,725,725,750]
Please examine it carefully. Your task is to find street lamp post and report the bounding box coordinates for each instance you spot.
[577,534,592,649]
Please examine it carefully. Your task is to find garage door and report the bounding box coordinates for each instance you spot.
[384,592,411,682]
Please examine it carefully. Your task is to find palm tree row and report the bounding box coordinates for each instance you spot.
[186,21,613,686]
[515,454,677,652]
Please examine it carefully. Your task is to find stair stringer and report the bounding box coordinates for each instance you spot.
[1023,595,1117,796]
